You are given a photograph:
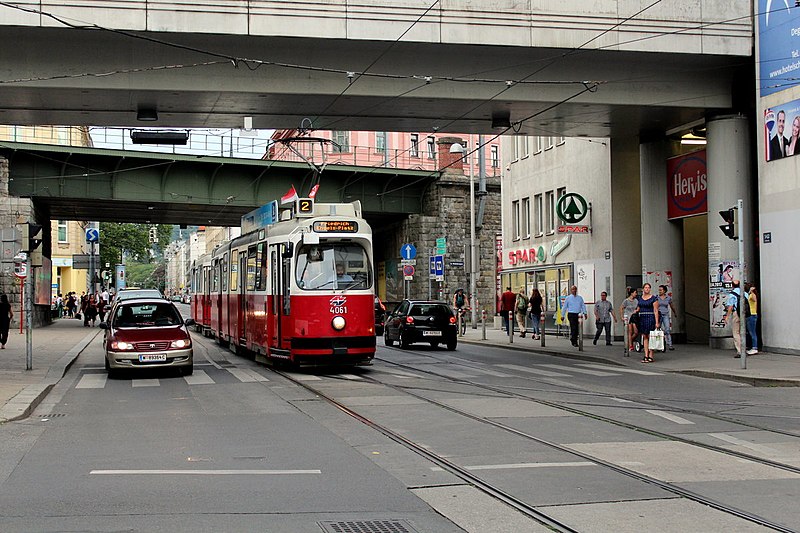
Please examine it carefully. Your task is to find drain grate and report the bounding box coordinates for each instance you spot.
[40,414,66,418]
[318,520,419,533]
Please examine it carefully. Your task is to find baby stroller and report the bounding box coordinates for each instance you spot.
[625,313,667,355]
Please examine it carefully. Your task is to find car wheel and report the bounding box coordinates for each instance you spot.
[384,331,395,347]
[400,331,411,349]
[446,339,457,351]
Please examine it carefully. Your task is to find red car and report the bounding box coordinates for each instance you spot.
[99,298,195,376]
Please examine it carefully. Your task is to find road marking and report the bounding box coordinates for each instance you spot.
[431,461,596,472]
[611,397,634,403]
[461,367,513,378]
[577,363,661,376]
[338,373,364,380]
[227,368,269,383]
[76,374,108,389]
[379,368,420,379]
[90,469,321,475]
[183,370,215,385]
[708,433,780,455]
[131,379,160,388]
[433,368,476,379]
[282,372,323,381]
[536,364,618,377]
[497,364,570,377]
[646,409,695,425]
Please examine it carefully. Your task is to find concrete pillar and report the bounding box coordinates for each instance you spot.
[706,114,753,348]
[640,140,685,341]
[610,137,642,318]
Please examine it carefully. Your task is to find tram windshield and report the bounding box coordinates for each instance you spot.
[296,243,373,290]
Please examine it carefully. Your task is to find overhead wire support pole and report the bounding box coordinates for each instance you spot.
[737,198,746,369]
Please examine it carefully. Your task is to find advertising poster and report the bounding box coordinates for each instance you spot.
[709,260,739,329]
[666,150,707,219]
[34,257,52,306]
[764,100,800,161]
[644,270,673,294]
[758,0,800,97]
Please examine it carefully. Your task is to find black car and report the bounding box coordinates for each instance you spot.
[374,296,386,336]
[384,299,457,350]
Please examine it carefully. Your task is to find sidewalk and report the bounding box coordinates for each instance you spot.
[0,317,98,423]
[458,323,800,387]
[1,318,798,425]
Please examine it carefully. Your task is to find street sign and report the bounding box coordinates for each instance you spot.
[85,228,99,242]
[435,236,446,255]
[72,254,91,269]
[556,193,588,224]
[401,259,416,265]
[435,255,444,281]
[13,260,26,279]
[400,243,417,260]
[429,256,435,278]
[402,264,415,280]
[449,261,464,267]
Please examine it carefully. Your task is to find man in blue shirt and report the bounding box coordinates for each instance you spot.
[561,285,587,347]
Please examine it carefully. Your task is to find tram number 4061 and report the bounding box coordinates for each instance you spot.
[330,305,348,314]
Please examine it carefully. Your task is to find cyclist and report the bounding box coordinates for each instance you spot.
[452,288,467,334]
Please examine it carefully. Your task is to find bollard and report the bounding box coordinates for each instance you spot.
[540,314,546,347]
[578,315,584,351]
[508,311,514,344]
[481,309,487,340]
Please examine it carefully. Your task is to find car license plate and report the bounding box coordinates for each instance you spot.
[139,353,167,363]
[422,330,441,336]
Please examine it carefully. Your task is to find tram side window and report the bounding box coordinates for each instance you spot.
[246,246,257,291]
[230,250,238,292]
[256,243,267,291]
[222,253,228,292]
[211,261,219,292]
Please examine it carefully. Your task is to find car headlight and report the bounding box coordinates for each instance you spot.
[111,341,134,350]
[171,339,191,349]
[331,316,346,331]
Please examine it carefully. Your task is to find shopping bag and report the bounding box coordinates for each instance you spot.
[74,313,81,320]
[650,329,665,351]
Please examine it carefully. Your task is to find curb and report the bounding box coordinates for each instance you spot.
[674,370,800,388]
[459,337,628,367]
[0,330,99,424]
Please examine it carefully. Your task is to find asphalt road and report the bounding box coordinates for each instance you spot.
[1,310,799,532]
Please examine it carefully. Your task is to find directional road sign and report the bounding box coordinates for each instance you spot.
[429,256,436,278]
[400,243,417,260]
[85,227,99,242]
[435,237,446,255]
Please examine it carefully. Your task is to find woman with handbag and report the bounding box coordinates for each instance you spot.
[528,288,543,340]
[636,283,660,363]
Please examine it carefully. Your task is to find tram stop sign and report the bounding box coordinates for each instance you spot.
[556,193,588,224]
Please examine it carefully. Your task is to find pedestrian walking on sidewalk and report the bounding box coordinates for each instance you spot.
[637,283,660,363]
[515,287,529,337]
[529,288,543,340]
[620,287,639,352]
[744,283,759,355]
[657,285,677,350]
[501,287,515,332]
[724,280,743,357]
[561,285,587,347]
[593,291,617,346]
[85,294,98,327]
[0,294,13,349]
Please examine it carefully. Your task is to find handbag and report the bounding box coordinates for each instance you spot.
[650,328,665,351]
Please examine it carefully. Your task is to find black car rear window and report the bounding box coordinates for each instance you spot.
[409,305,451,318]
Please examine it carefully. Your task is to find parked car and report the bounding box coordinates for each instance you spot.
[384,299,457,350]
[98,298,195,376]
[374,296,386,336]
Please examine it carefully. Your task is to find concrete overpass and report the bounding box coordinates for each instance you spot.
[0,141,437,227]
[0,1,752,137]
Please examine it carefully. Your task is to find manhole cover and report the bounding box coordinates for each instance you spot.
[318,520,419,533]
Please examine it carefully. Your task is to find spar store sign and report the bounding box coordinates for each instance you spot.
[508,245,546,266]
[667,150,707,220]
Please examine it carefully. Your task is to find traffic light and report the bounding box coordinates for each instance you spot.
[20,223,43,252]
[148,226,158,244]
[719,207,738,240]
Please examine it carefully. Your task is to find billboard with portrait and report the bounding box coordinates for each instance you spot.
[764,99,800,161]
[758,1,800,97]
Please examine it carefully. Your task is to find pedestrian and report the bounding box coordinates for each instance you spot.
[0,294,13,349]
[744,283,759,355]
[500,287,516,332]
[561,285,587,347]
[724,280,743,357]
[529,288,543,340]
[84,294,98,327]
[96,293,107,323]
[637,283,660,363]
[56,293,64,318]
[593,291,617,346]
[515,287,529,337]
[66,292,76,318]
[657,285,677,351]
[620,287,639,352]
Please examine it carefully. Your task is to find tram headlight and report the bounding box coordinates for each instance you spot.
[331,315,346,331]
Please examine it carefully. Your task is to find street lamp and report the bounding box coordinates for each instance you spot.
[449,141,478,329]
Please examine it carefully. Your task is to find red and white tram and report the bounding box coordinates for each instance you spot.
[190,200,376,366]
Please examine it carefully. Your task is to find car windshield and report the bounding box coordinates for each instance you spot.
[409,304,451,318]
[113,302,182,327]
[296,243,372,291]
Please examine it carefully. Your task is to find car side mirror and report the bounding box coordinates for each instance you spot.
[184,318,195,326]
[98,322,108,330]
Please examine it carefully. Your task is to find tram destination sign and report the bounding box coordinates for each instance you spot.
[313,220,359,233]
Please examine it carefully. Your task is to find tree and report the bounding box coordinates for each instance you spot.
[99,223,173,270]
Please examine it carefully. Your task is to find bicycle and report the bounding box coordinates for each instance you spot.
[456,306,468,336]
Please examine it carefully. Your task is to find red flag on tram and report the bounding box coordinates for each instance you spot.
[308,184,319,199]
[280,185,298,205]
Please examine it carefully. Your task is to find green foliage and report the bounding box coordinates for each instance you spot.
[99,223,173,269]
